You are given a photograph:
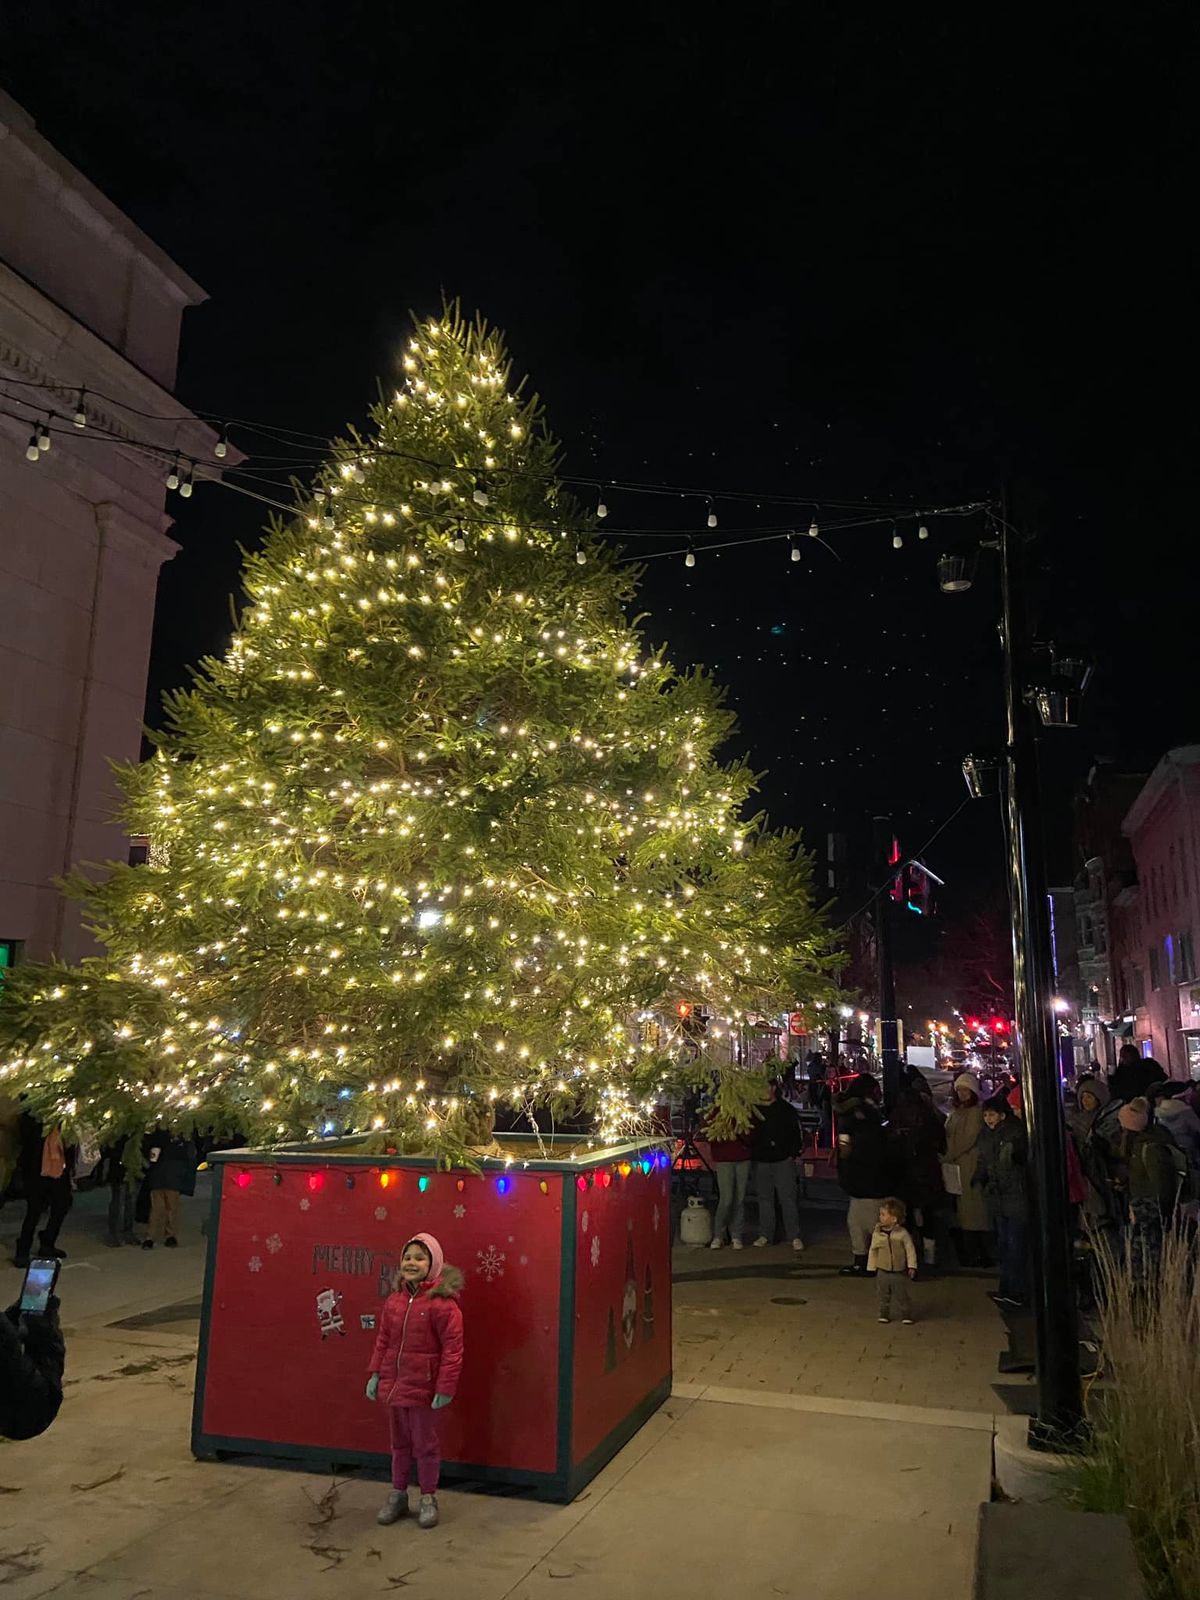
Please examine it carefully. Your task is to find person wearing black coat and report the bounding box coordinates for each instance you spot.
[13,1114,76,1269]
[749,1084,805,1250]
[0,1296,65,1440]
[836,1074,895,1276]
[141,1128,197,1250]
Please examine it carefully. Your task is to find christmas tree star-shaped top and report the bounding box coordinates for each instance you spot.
[0,308,838,1160]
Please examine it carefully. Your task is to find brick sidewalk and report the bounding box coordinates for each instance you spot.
[671,1184,1021,1416]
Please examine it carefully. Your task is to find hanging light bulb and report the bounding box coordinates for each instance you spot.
[789,535,801,563]
[165,457,180,492]
[918,523,929,540]
[892,530,903,549]
[575,544,587,565]
[323,492,336,530]
[452,523,466,552]
[808,517,819,537]
[685,544,696,568]
[73,389,87,429]
[214,426,228,459]
[25,431,40,463]
[37,417,52,452]
[351,462,366,484]
[596,490,608,519]
[706,497,718,529]
[473,477,489,506]
[179,464,194,498]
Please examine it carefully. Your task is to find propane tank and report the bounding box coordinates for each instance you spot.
[679,1194,713,1247]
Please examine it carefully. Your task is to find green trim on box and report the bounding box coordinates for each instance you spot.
[189,1161,225,1455]
[565,1373,672,1501]
[191,1434,568,1497]
[205,1135,666,1176]
[554,1171,579,1482]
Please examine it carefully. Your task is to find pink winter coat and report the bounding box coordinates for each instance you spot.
[368,1234,464,1408]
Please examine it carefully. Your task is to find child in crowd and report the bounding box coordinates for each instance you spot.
[868,1197,918,1324]
[366,1232,463,1529]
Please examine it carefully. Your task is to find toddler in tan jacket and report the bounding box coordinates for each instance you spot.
[868,1197,918,1324]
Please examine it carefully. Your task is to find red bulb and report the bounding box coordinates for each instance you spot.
[600,1171,612,1189]
[307,1172,324,1192]
[576,1175,588,1192]
[235,1171,252,1190]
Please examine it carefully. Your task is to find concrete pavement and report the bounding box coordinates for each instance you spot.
[1,1178,1003,1599]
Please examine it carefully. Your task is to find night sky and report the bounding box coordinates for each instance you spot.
[4,5,1195,945]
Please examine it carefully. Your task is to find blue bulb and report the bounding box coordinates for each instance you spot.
[418,1176,429,1192]
[496,1176,510,1195]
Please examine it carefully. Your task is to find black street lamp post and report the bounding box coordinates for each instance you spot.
[941,513,1085,1448]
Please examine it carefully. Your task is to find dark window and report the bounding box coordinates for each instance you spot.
[1149,945,1162,990]
[1180,930,1197,984]
[1128,966,1146,1008]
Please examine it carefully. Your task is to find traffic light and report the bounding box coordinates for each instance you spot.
[992,1017,1008,1034]
[966,1016,981,1032]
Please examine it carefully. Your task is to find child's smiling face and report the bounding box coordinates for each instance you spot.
[400,1241,432,1284]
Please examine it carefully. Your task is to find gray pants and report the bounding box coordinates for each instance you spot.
[755,1159,801,1243]
[877,1271,912,1320]
[713,1160,751,1242]
[847,1195,884,1255]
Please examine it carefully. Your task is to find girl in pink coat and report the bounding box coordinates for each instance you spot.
[366,1231,464,1529]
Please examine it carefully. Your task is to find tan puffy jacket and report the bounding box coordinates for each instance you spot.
[867,1223,917,1274]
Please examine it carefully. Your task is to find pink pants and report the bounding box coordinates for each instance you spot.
[388,1404,441,1494]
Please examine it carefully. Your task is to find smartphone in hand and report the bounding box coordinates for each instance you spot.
[19,1259,61,1317]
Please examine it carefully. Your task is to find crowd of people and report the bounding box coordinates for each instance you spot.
[701,1041,1199,1318]
[2,1110,199,1269]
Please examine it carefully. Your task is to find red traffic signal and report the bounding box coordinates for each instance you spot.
[966,1016,981,1031]
[992,1017,1008,1033]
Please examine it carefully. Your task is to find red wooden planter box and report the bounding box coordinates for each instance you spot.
[191,1138,672,1501]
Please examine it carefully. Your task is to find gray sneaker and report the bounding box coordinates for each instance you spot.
[417,1495,439,1530]
[377,1490,409,1525]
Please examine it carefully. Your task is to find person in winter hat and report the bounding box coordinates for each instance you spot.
[944,1074,991,1267]
[1111,1097,1182,1282]
[835,1074,893,1275]
[868,1197,918,1324]
[367,1231,463,1529]
[1108,1045,1167,1105]
[1067,1075,1122,1232]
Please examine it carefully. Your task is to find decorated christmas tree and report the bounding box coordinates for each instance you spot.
[0,308,837,1161]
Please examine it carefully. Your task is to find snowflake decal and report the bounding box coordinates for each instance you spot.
[299,1198,310,1212]
[374,1206,388,1221]
[652,1205,660,1233]
[453,1204,466,1219]
[248,1255,263,1273]
[519,1255,529,1267]
[265,1233,283,1254]
[476,1245,506,1282]
[590,1235,601,1268]
[581,1210,589,1233]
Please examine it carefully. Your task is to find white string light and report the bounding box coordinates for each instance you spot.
[576,543,587,565]
[179,465,194,499]
[685,543,697,568]
[165,457,180,492]
[73,389,87,429]
[808,517,819,538]
[892,530,903,549]
[596,490,608,519]
[24,430,39,463]
[918,523,929,540]
[790,534,801,563]
[214,426,228,459]
[37,417,52,453]
[706,497,718,529]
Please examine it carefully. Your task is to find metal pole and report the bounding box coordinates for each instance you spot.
[998,516,1083,1447]
[873,814,902,1112]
